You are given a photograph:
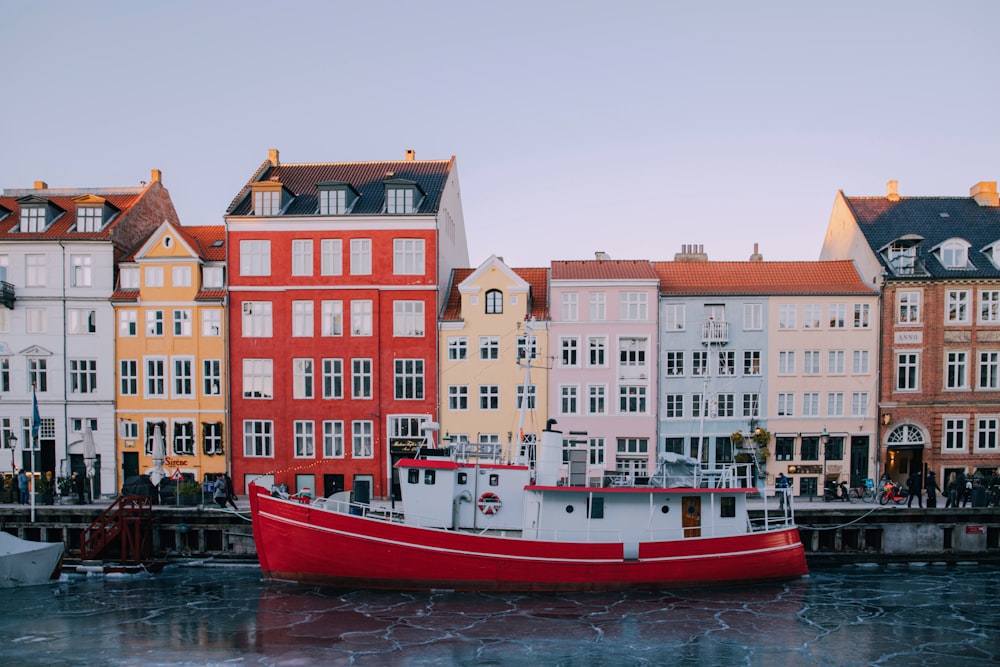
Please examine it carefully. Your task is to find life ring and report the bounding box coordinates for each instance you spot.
[477,492,502,515]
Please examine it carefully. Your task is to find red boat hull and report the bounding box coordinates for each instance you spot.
[250,485,807,592]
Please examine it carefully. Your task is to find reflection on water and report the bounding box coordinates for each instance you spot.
[1,563,997,666]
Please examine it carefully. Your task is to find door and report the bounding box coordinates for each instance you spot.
[850,436,869,488]
[122,451,139,481]
[323,474,345,498]
[682,496,702,538]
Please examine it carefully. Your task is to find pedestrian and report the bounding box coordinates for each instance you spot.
[775,472,790,509]
[945,472,957,508]
[72,471,86,504]
[906,470,923,508]
[224,473,238,510]
[956,470,968,508]
[17,469,29,504]
[925,470,939,509]
[212,474,228,508]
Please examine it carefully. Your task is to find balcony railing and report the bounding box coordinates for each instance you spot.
[701,319,728,345]
[0,281,14,309]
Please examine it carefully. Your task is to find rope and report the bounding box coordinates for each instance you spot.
[797,504,882,530]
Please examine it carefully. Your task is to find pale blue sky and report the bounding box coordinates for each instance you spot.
[2,1,997,267]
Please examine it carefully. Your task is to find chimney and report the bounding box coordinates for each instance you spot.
[405,149,415,161]
[34,181,47,190]
[674,244,708,262]
[749,242,763,262]
[886,180,900,202]
[268,148,279,167]
[595,251,611,260]
[150,169,162,185]
[970,181,999,207]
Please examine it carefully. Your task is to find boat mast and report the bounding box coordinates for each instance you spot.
[514,316,537,465]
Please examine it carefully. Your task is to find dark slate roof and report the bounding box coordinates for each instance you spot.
[225,157,455,217]
[844,195,1000,279]
[653,261,875,296]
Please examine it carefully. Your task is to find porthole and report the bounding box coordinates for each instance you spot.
[565,505,574,513]
[661,505,670,514]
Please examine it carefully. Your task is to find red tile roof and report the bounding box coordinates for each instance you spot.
[652,261,875,295]
[0,190,143,240]
[441,267,549,321]
[551,259,658,281]
[177,225,226,261]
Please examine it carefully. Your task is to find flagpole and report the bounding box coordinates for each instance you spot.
[31,384,41,523]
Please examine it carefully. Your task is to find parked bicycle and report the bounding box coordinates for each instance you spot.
[849,478,876,504]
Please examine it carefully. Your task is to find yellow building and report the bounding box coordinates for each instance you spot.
[439,256,550,460]
[113,221,227,486]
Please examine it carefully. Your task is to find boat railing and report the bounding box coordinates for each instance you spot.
[451,441,504,464]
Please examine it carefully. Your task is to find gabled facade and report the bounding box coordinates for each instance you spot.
[225,149,468,501]
[822,180,1000,486]
[438,256,550,460]
[0,172,179,495]
[549,258,660,484]
[112,222,227,486]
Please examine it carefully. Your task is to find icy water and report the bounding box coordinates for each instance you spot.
[1,563,998,667]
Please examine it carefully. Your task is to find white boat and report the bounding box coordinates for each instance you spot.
[0,531,64,587]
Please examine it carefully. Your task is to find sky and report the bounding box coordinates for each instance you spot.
[2,1,998,268]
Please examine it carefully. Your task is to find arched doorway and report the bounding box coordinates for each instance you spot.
[885,423,925,483]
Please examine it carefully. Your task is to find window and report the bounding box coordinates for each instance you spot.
[718,351,735,376]
[120,420,139,442]
[946,351,968,389]
[323,421,344,458]
[946,290,970,324]
[173,421,195,456]
[202,266,223,288]
[886,240,919,275]
[121,310,139,337]
[976,417,998,450]
[242,359,273,399]
[479,336,499,360]
[21,206,46,232]
[448,385,468,410]
[516,335,537,361]
[172,357,193,397]
[618,337,647,367]
[243,420,273,457]
[120,360,138,396]
[561,337,579,366]
[67,309,96,334]
[802,392,819,416]
[943,417,967,451]
[292,301,314,337]
[350,238,371,275]
[775,437,794,461]
[588,337,606,366]
[896,352,919,391]
[25,254,45,287]
[172,266,191,287]
[560,385,578,414]
[980,290,1000,324]
[898,291,920,323]
[979,351,1000,390]
[386,187,415,214]
[744,303,763,330]
[352,421,373,458]
[70,255,92,287]
[291,239,313,276]
[851,392,869,417]
[393,239,425,275]
[173,309,192,336]
[827,392,844,416]
[146,310,164,336]
[665,351,684,376]
[742,393,759,419]
[778,351,795,375]
[202,310,222,336]
[294,421,315,458]
[692,351,707,376]
[691,394,706,418]
[145,266,164,288]
[803,350,820,375]
[587,385,605,414]
[120,267,139,289]
[620,292,647,320]
[828,303,846,328]
[778,304,796,329]
[28,357,48,392]
[827,350,845,375]
[589,292,606,321]
[664,304,685,331]
[665,394,684,418]
[203,422,223,455]
[321,300,344,336]
[485,289,503,314]
[203,359,221,396]
[744,350,761,376]
[321,239,343,276]
[448,337,468,360]
[293,359,314,399]
[561,293,578,321]
[714,393,734,418]
[939,239,970,269]
[319,188,348,215]
[777,393,794,416]
[517,384,537,410]
[253,190,280,216]
[241,301,272,337]
[77,206,103,231]
[394,359,424,399]
[352,359,372,399]
[351,300,372,336]
[479,385,499,410]
[801,436,819,461]
[852,350,870,374]
[853,303,871,328]
[619,385,647,414]
[322,358,343,399]
[393,301,424,336]
[239,240,270,276]
[145,357,166,397]
[803,304,821,328]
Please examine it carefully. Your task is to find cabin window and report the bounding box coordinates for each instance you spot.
[587,497,604,519]
[407,469,418,484]
[721,497,736,518]
[565,505,574,513]
[424,470,436,485]
[489,474,499,486]
[660,504,670,514]
[457,472,467,485]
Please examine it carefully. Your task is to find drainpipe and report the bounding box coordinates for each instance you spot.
[59,241,68,478]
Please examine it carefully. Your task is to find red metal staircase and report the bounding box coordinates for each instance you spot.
[81,495,153,563]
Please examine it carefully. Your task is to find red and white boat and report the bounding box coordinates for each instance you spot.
[249,422,807,592]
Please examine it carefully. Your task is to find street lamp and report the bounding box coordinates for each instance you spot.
[5,431,16,475]
[821,427,830,500]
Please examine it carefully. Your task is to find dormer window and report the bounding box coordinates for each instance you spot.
[251,181,291,216]
[74,195,117,232]
[317,181,358,215]
[120,267,140,290]
[21,206,47,232]
[203,266,224,289]
[935,238,973,270]
[485,289,503,314]
[383,179,424,214]
[882,235,926,276]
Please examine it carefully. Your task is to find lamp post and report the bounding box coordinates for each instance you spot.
[821,427,830,501]
[5,431,15,476]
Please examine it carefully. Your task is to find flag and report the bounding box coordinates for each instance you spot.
[31,386,40,440]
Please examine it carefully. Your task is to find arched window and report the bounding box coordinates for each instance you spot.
[938,239,970,269]
[886,424,925,445]
[485,289,503,314]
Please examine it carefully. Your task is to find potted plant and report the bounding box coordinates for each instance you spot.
[177,479,202,505]
[57,475,75,502]
[752,428,772,446]
[730,431,745,446]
